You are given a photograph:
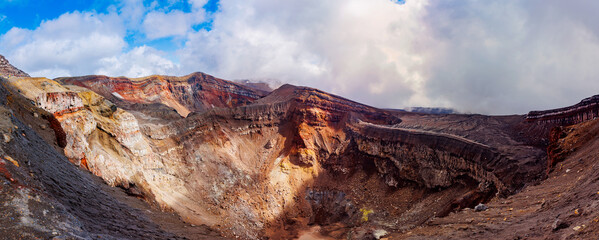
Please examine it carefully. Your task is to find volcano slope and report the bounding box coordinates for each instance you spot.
[0,79,186,239]
[0,70,545,239]
[388,100,599,239]
[2,52,589,239]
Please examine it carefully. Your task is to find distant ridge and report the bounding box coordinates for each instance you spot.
[403,107,459,114]
[0,54,30,78]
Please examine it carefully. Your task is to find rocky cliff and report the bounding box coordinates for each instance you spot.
[0,77,182,239]
[0,55,29,78]
[389,116,599,240]
[527,95,599,125]
[57,73,268,117]
[26,75,553,238]
[1,62,562,239]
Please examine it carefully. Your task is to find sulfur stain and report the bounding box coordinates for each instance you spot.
[360,208,374,222]
[4,156,19,167]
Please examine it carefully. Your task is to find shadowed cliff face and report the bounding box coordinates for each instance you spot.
[5,70,553,239]
[388,118,599,240]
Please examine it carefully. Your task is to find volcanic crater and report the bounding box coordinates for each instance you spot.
[2,54,599,239]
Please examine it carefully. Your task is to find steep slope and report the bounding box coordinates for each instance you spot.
[2,61,561,239]
[388,118,599,239]
[39,76,549,238]
[0,78,180,239]
[0,54,29,78]
[4,76,198,224]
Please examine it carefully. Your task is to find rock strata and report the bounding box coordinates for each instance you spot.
[0,79,180,239]
[4,70,554,239]
[58,72,268,117]
[527,95,599,125]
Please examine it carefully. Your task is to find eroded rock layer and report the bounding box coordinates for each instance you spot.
[388,118,599,240]
[527,95,599,125]
[5,71,553,239]
[57,73,269,117]
[0,78,179,239]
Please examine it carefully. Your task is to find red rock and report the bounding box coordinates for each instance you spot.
[1,66,567,238]
[58,72,269,117]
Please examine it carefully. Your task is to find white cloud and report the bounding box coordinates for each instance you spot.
[0,11,125,77]
[178,0,430,109]
[96,46,177,77]
[189,0,209,10]
[3,0,599,114]
[141,0,208,40]
[143,9,205,39]
[117,0,147,29]
[0,10,177,78]
[422,1,599,114]
[177,0,599,114]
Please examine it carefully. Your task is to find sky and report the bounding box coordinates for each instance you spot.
[1,0,599,115]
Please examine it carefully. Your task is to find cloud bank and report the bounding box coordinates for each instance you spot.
[0,9,178,78]
[2,0,599,114]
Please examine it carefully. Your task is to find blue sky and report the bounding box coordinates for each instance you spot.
[0,0,220,31]
[1,1,113,33]
[0,0,219,57]
[1,0,599,115]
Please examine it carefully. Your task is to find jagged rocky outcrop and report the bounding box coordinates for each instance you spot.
[6,70,552,239]
[57,73,269,117]
[0,55,30,78]
[0,78,179,239]
[350,122,505,191]
[3,77,182,212]
[118,83,543,237]
[527,95,599,125]
[390,115,599,239]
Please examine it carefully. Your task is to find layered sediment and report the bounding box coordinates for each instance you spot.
[527,95,599,125]
[58,73,268,117]
[0,78,180,239]
[4,69,552,239]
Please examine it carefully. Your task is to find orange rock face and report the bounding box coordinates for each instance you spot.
[5,53,599,239]
[4,71,554,239]
[93,81,545,238]
[58,73,268,117]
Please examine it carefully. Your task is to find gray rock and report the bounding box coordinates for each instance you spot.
[474,203,488,212]
[264,139,274,149]
[552,217,569,231]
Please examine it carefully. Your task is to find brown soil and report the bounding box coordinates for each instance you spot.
[387,119,599,239]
